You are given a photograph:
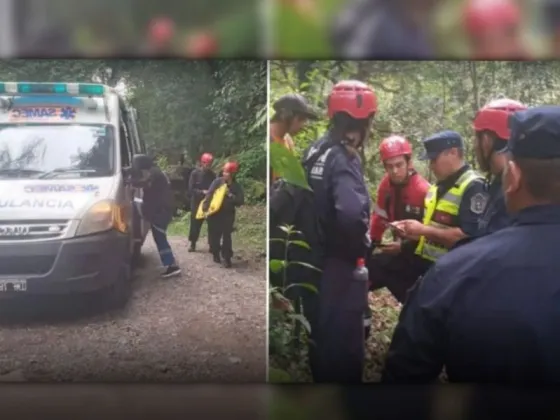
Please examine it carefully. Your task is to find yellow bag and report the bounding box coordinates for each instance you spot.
[196,184,228,220]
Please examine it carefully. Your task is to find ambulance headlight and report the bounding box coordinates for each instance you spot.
[76,200,127,237]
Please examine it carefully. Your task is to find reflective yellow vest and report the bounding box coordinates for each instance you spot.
[415,169,482,262]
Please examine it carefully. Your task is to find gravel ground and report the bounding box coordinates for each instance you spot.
[0,235,267,382]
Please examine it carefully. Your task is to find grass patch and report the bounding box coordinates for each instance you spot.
[268,289,401,383]
[168,204,266,260]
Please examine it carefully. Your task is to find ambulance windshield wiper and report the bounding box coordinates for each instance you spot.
[0,168,45,178]
[37,167,98,179]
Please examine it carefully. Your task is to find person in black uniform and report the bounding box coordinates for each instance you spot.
[205,161,244,268]
[179,153,194,194]
[131,155,181,278]
[188,152,216,252]
[469,98,527,239]
[382,106,560,384]
[302,80,376,383]
[330,0,441,59]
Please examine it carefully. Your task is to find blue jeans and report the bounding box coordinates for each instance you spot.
[151,223,176,267]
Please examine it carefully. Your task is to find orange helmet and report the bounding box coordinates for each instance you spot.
[379,135,412,161]
[473,98,527,140]
[223,161,239,173]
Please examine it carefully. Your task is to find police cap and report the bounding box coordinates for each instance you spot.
[508,106,560,159]
[418,130,465,161]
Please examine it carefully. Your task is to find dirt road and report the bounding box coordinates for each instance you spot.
[0,236,267,382]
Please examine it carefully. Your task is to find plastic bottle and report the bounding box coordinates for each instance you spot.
[353,258,368,282]
[354,258,372,339]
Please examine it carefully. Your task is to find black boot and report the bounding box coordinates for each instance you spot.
[213,253,221,264]
[188,242,196,252]
[224,258,232,268]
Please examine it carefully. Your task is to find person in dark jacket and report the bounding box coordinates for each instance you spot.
[302,80,375,383]
[382,106,560,384]
[331,0,440,59]
[132,155,181,278]
[471,98,527,237]
[188,153,216,252]
[204,161,244,268]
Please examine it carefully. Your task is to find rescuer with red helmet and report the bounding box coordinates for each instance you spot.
[366,135,430,303]
[203,161,244,268]
[463,0,527,59]
[370,135,429,247]
[147,16,176,55]
[187,153,216,252]
[470,98,527,237]
[299,80,376,383]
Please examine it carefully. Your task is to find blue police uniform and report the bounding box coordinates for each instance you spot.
[418,130,488,240]
[331,0,434,59]
[476,176,511,235]
[303,132,371,383]
[382,106,560,384]
[452,176,510,250]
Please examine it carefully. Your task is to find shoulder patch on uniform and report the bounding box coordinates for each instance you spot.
[470,192,488,214]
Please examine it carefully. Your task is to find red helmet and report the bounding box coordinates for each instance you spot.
[223,161,239,173]
[327,80,377,120]
[379,135,412,161]
[463,0,520,37]
[473,98,527,140]
[200,153,213,164]
[186,31,218,57]
[149,17,175,45]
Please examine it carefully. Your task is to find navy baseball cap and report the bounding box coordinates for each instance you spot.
[418,130,465,161]
[508,106,560,159]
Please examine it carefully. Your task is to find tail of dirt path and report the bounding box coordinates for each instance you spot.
[0,206,267,383]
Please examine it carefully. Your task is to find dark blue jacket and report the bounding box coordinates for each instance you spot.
[140,166,174,226]
[475,177,511,236]
[382,204,560,385]
[332,1,434,59]
[303,133,371,262]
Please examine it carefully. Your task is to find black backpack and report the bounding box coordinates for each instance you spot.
[269,139,334,291]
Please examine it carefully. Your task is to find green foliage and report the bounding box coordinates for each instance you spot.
[268,194,320,381]
[0,60,266,203]
[269,142,310,190]
[155,155,170,171]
